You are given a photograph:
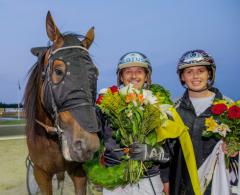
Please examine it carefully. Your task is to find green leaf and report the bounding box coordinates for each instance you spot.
[149,84,172,105]
[202,131,213,138]
[145,131,157,146]
[83,159,127,189]
[142,104,161,134]
[132,119,138,136]
[83,158,143,190]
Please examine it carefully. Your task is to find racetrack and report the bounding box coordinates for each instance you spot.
[0,138,28,194]
[0,124,25,140]
[0,126,75,195]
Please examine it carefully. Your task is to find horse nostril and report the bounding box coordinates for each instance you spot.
[73,139,86,151]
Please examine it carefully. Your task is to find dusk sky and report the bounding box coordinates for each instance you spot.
[0,0,239,103]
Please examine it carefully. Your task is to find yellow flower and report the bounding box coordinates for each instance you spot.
[213,99,228,105]
[205,117,218,131]
[235,100,240,106]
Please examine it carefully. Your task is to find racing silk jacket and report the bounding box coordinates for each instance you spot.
[170,87,224,195]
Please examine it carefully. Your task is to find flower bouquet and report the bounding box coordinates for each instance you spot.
[201,99,240,194]
[83,83,172,189]
[203,99,240,156]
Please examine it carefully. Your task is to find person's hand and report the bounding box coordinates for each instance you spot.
[221,142,239,157]
[129,143,170,162]
[103,149,124,166]
[163,182,169,195]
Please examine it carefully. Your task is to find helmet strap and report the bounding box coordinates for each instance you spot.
[188,86,209,93]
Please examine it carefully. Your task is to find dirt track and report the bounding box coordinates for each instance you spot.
[0,124,25,137]
[0,139,28,194]
[0,138,75,195]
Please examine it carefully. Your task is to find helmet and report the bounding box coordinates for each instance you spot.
[116,52,152,87]
[177,49,216,86]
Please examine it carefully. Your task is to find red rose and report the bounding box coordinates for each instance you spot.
[211,103,228,115]
[227,105,240,119]
[96,95,103,105]
[110,85,119,93]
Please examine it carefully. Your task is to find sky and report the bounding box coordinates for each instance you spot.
[0,0,240,103]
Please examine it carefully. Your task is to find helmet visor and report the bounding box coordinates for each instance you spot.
[118,62,149,70]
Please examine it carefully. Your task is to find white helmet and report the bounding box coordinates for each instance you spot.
[116,52,152,87]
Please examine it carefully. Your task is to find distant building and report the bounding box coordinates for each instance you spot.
[5,108,24,112]
[0,108,4,116]
[0,108,24,118]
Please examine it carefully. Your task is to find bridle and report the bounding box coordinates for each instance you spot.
[37,45,96,139]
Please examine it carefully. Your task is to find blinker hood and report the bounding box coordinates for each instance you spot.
[43,43,99,133]
[69,107,99,133]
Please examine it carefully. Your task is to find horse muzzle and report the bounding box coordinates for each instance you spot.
[62,132,100,162]
[59,111,100,162]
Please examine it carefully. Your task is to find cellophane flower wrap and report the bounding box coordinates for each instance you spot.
[203,99,240,156]
[83,83,172,189]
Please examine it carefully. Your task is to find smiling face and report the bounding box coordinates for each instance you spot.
[120,66,147,89]
[181,65,210,92]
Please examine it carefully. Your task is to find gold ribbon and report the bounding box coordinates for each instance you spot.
[156,107,202,195]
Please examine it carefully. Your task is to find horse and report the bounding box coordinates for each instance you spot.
[24,11,100,195]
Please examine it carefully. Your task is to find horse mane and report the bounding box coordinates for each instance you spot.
[23,53,48,143]
[62,32,85,38]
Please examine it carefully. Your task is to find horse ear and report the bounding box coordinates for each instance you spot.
[46,11,62,42]
[31,47,48,57]
[82,27,95,49]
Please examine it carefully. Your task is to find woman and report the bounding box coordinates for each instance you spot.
[170,49,238,194]
[102,51,171,195]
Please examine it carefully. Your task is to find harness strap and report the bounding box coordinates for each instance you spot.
[142,164,157,195]
[35,119,63,136]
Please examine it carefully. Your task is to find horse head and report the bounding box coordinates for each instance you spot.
[26,11,100,162]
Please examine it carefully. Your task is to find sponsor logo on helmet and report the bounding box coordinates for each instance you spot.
[120,53,148,65]
[183,52,204,63]
[177,49,216,87]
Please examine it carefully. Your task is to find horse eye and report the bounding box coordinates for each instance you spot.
[51,60,66,84]
[54,68,64,76]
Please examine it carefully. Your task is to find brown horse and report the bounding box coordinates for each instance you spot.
[24,11,100,195]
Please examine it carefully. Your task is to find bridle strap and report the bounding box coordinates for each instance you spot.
[48,45,88,60]
[35,119,63,137]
